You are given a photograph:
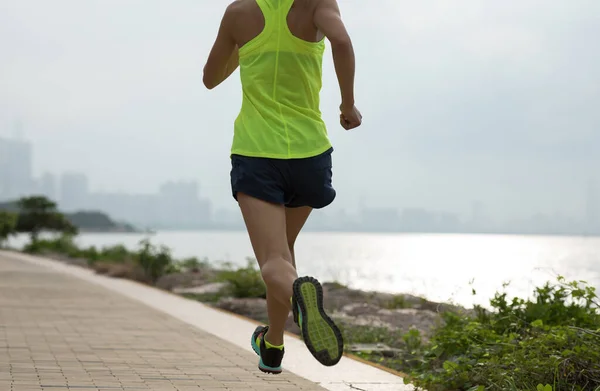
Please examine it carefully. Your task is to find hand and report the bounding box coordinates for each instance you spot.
[339,103,362,130]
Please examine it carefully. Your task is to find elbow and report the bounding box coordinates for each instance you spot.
[202,66,217,90]
[203,73,216,90]
[330,39,354,57]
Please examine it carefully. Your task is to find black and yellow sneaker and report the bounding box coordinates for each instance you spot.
[250,326,284,374]
[292,276,344,366]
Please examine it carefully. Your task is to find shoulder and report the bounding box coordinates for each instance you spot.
[225,0,251,15]
[314,0,340,12]
[222,0,253,25]
[218,0,246,32]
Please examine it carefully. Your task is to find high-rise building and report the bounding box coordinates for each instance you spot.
[156,180,211,227]
[37,172,57,202]
[59,172,89,211]
[0,136,34,200]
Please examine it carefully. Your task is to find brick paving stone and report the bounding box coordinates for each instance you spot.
[0,255,326,391]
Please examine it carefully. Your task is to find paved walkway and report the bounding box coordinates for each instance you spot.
[0,252,411,391]
[0,255,324,391]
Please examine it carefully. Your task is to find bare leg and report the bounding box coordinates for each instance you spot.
[285,206,313,269]
[263,206,312,344]
[237,193,297,346]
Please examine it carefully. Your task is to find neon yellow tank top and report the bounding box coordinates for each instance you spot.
[231,0,332,159]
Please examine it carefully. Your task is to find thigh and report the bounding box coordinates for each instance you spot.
[285,206,312,268]
[237,193,291,267]
[287,148,336,209]
[285,207,312,246]
[230,155,287,205]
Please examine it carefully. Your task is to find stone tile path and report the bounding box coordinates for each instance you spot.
[0,255,325,391]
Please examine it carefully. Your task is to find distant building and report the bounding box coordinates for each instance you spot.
[37,172,57,201]
[156,181,212,227]
[400,208,435,232]
[0,136,34,200]
[360,207,400,231]
[82,180,213,229]
[59,172,89,211]
[213,208,244,228]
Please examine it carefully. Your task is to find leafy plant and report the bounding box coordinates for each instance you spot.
[215,258,266,299]
[0,211,17,247]
[14,196,78,242]
[404,277,600,391]
[180,256,209,272]
[135,238,174,283]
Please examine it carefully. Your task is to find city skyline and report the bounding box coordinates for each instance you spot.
[1,135,598,235]
[2,1,599,226]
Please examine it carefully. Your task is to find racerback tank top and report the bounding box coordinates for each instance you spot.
[231,0,332,159]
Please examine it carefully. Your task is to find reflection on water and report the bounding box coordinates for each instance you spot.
[9,231,600,308]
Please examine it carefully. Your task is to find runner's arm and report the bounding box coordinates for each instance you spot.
[203,5,239,90]
[314,0,355,108]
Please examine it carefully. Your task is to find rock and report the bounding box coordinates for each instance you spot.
[349,343,403,358]
[173,282,227,295]
[333,302,442,341]
[213,297,301,334]
[322,282,462,314]
[215,298,269,322]
[92,262,150,284]
[155,270,213,291]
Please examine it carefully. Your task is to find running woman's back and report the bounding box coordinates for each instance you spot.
[202,0,361,374]
[232,0,330,159]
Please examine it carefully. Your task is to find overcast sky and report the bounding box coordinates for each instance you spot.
[1,0,599,220]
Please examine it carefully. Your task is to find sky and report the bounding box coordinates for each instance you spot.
[1,0,599,221]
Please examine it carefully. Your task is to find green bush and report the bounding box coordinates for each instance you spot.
[405,277,600,391]
[0,211,17,247]
[179,256,210,272]
[383,294,411,309]
[22,234,80,256]
[215,258,266,299]
[98,244,131,264]
[80,245,100,263]
[135,238,174,283]
[15,196,78,242]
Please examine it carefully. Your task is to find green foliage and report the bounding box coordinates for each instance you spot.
[405,277,600,391]
[18,233,177,284]
[383,294,410,309]
[135,238,175,283]
[0,211,18,246]
[15,195,78,242]
[23,234,80,257]
[215,258,266,299]
[180,256,209,272]
[97,244,131,264]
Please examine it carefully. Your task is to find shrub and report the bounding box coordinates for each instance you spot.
[405,277,600,391]
[215,258,266,299]
[135,238,174,283]
[98,244,131,264]
[0,211,17,247]
[180,256,209,272]
[22,234,80,256]
[383,294,410,309]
